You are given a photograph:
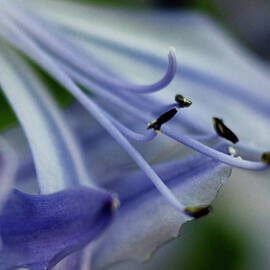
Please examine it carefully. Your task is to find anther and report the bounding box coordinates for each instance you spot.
[184,205,212,219]
[212,117,239,144]
[175,94,192,108]
[261,152,270,165]
[147,108,178,131]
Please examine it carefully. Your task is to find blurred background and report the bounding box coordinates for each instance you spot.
[2,0,270,269]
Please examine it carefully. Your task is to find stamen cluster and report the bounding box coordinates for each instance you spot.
[0,0,269,217]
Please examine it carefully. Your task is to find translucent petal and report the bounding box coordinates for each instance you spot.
[0,44,92,193]
[92,148,231,269]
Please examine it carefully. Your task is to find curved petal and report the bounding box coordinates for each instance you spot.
[92,147,231,269]
[0,187,114,270]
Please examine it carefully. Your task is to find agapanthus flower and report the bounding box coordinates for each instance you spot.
[0,0,269,269]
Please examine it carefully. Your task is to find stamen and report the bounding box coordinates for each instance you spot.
[33,0,270,121]
[59,66,269,171]
[184,205,212,218]
[2,4,177,94]
[2,7,269,174]
[5,7,203,136]
[212,117,239,144]
[161,125,268,171]
[147,108,178,131]
[57,65,269,171]
[0,17,192,215]
[63,64,207,137]
[175,94,192,108]
[261,152,270,165]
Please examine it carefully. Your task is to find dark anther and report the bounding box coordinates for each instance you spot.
[147,108,178,131]
[175,94,192,108]
[261,152,270,165]
[184,205,212,219]
[212,117,239,144]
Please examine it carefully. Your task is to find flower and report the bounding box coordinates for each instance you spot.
[0,0,269,269]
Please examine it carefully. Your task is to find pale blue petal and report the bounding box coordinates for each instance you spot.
[92,149,231,269]
[0,44,93,193]
[8,103,193,188]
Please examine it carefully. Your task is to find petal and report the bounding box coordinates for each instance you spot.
[0,43,92,193]
[8,102,193,188]
[0,187,114,270]
[92,147,232,269]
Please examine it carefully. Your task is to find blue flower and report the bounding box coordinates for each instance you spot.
[0,0,269,269]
